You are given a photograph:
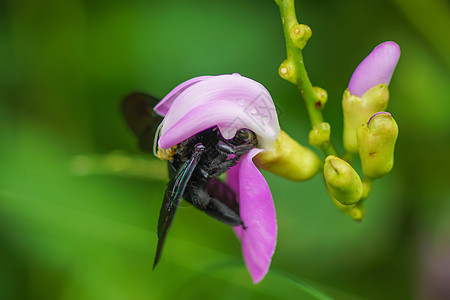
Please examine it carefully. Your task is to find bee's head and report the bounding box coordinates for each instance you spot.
[229,129,257,146]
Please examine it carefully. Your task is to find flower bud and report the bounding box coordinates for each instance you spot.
[323,155,363,205]
[344,41,400,154]
[348,41,400,98]
[278,59,297,84]
[254,130,322,181]
[290,24,312,50]
[342,84,389,153]
[308,122,330,149]
[357,112,398,179]
[313,86,327,109]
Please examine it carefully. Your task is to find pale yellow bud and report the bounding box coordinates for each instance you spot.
[343,84,389,153]
[323,155,363,205]
[357,112,398,179]
[254,130,322,181]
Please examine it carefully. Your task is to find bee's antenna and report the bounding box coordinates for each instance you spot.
[153,121,164,158]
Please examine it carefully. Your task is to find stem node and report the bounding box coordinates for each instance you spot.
[290,24,312,49]
[275,0,337,156]
[278,60,297,84]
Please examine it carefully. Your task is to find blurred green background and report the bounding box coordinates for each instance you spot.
[1,0,449,299]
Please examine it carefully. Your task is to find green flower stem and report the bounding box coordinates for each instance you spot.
[70,151,168,181]
[361,178,373,201]
[275,0,338,157]
[275,0,375,212]
[341,151,357,163]
[322,140,338,158]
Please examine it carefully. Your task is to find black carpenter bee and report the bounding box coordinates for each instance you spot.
[122,93,258,268]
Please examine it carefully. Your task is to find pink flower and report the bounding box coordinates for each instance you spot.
[155,74,280,283]
[155,74,279,150]
[348,41,401,97]
[227,148,277,283]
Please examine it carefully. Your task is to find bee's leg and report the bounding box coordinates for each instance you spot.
[185,185,244,228]
[228,143,257,162]
[206,178,239,214]
[206,142,246,177]
[213,140,255,166]
[206,141,234,169]
[206,197,245,228]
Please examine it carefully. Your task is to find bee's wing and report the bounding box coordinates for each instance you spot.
[121,92,164,153]
[153,143,205,269]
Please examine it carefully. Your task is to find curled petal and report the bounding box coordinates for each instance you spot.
[158,100,278,150]
[367,111,392,125]
[227,148,277,283]
[154,76,212,116]
[157,74,280,150]
[348,41,400,97]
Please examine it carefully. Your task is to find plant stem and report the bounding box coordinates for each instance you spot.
[341,151,357,163]
[275,0,338,157]
[361,178,373,201]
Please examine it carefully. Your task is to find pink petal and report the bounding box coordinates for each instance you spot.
[158,74,280,150]
[158,100,278,150]
[348,41,400,97]
[154,76,212,116]
[227,148,277,284]
[368,111,392,125]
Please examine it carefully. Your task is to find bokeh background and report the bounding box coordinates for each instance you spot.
[1,0,449,299]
